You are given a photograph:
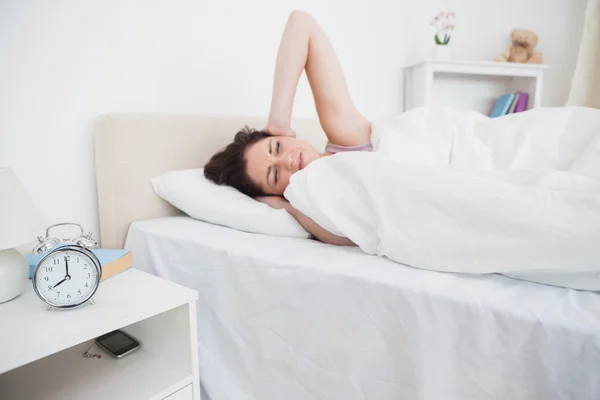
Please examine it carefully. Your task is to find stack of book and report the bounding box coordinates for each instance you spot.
[489,92,529,118]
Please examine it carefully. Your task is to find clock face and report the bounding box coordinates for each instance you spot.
[34,247,100,308]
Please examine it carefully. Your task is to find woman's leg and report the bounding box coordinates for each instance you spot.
[266,11,371,146]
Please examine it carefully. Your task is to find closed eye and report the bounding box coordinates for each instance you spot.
[276,142,280,155]
[275,168,279,184]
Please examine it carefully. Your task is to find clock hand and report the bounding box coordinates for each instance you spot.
[64,256,69,276]
[53,277,67,289]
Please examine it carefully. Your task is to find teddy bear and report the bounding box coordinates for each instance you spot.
[494,29,543,64]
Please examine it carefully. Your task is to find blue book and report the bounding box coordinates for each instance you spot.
[26,246,131,280]
[489,93,516,118]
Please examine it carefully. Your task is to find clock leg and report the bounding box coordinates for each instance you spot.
[88,299,95,306]
[46,305,52,311]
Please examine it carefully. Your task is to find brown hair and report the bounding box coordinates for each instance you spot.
[204,127,269,197]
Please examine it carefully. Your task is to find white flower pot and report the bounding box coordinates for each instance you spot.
[432,45,451,60]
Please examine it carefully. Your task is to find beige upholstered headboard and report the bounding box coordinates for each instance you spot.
[94,114,325,249]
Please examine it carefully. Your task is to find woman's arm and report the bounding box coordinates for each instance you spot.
[256,196,356,247]
[266,11,371,146]
[265,11,306,137]
[287,206,356,247]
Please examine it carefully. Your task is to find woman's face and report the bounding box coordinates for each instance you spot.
[245,136,321,195]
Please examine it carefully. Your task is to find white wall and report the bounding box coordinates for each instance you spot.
[0,0,586,240]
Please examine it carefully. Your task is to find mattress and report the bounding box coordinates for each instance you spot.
[125,216,600,400]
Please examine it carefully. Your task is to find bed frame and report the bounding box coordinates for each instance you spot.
[94,113,325,248]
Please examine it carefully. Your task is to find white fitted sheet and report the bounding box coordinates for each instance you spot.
[125,216,600,400]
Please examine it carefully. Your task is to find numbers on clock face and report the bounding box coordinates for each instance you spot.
[35,250,98,306]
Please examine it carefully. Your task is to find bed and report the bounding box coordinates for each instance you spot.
[95,113,600,400]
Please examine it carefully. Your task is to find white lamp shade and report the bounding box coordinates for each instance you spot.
[0,168,45,250]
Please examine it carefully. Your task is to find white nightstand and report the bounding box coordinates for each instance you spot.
[0,268,200,400]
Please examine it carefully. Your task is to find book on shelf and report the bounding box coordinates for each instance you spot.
[27,248,132,281]
[508,93,520,114]
[489,93,515,118]
[514,92,529,113]
[490,91,529,117]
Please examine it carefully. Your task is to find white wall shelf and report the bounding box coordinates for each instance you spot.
[0,268,200,400]
[404,60,549,115]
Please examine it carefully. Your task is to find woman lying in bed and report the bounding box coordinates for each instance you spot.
[204,10,365,246]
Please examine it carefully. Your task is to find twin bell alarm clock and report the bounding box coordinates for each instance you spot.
[31,223,102,310]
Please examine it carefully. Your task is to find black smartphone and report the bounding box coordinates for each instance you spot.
[94,329,141,359]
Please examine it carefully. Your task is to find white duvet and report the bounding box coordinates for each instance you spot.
[284,106,600,290]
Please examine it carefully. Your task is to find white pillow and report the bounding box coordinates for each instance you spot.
[151,169,309,238]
